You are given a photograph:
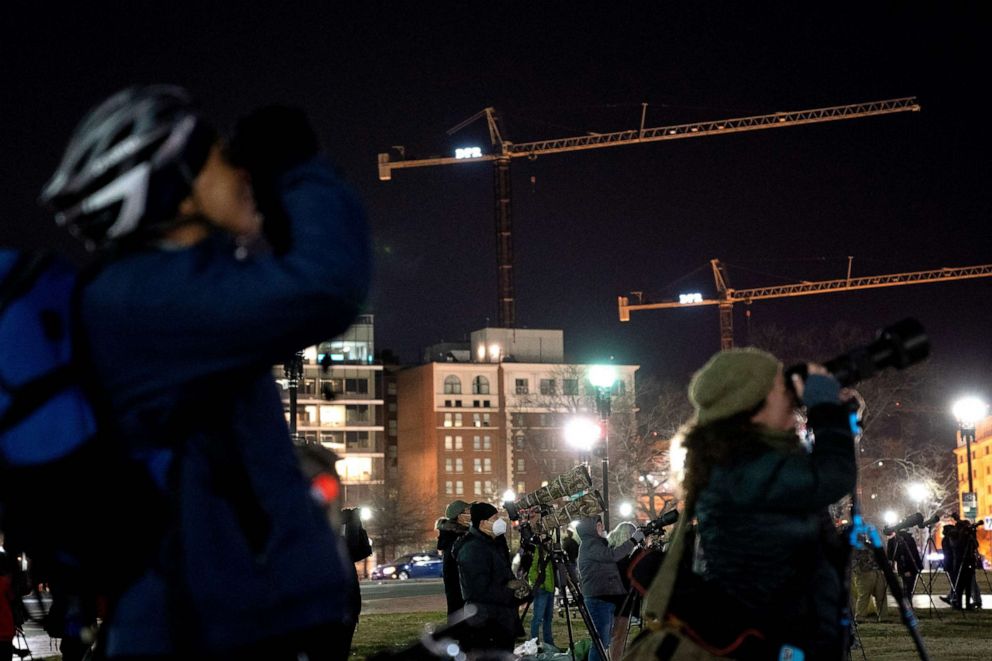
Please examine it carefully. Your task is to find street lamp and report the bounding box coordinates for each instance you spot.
[360,506,373,522]
[906,482,929,506]
[883,510,899,527]
[564,416,601,455]
[952,396,988,521]
[618,501,634,519]
[588,365,618,529]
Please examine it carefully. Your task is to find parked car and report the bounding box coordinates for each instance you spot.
[370,550,444,580]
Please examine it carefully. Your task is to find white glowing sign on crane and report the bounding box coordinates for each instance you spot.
[679,293,703,304]
[455,147,483,159]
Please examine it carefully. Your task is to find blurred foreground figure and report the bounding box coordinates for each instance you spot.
[39,85,371,659]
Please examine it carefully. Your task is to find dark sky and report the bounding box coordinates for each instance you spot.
[3,3,990,401]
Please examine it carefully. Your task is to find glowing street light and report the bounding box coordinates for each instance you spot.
[883,511,899,527]
[502,489,516,504]
[360,506,373,522]
[618,502,634,518]
[906,482,929,505]
[953,395,988,519]
[588,364,619,529]
[564,416,601,453]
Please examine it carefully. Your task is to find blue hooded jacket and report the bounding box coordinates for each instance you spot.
[79,156,371,655]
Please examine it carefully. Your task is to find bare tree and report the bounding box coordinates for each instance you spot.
[609,376,693,520]
[365,484,434,561]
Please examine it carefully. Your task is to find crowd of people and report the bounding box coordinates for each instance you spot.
[434,499,650,660]
[0,84,986,661]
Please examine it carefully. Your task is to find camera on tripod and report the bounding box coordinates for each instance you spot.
[503,465,606,537]
[638,509,680,538]
[784,317,929,391]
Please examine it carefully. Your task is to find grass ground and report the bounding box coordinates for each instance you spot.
[352,608,992,660]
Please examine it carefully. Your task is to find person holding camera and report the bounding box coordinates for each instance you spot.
[39,86,371,659]
[576,516,644,661]
[675,348,856,658]
[437,500,471,617]
[454,503,526,654]
[886,529,922,600]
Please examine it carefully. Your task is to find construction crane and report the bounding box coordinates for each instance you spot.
[618,258,992,349]
[379,97,920,328]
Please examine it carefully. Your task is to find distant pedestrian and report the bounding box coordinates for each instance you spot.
[851,547,887,622]
[562,528,580,578]
[437,500,471,617]
[887,530,922,598]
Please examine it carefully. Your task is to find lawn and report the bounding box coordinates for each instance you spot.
[352,608,992,660]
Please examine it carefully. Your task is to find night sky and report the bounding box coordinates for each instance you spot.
[3,3,990,402]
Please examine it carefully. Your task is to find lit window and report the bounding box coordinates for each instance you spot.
[456,481,464,495]
[474,481,482,496]
[454,436,463,450]
[483,435,492,450]
[444,413,452,428]
[454,413,463,427]
[445,435,453,450]
[483,458,492,473]
[517,458,526,472]
[473,376,490,395]
[445,481,454,495]
[455,458,463,472]
[474,435,482,450]
[517,481,525,494]
[473,413,482,427]
[445,458,453,472]
[474,458,482,473]
[444,375,462,395]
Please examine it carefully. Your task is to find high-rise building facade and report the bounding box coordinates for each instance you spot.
[273,314,385,507]
[396,328,638,540]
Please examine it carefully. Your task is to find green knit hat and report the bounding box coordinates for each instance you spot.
[445,499,470,520]
[689,348,781,425]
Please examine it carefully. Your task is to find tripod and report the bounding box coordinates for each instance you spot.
[950,524,989,610]
[521,529,609,661]
[844,500,930,661]
[890,529,937,617]
[914,524,943,618]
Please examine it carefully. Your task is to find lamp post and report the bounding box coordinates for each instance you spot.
[284,350,305,443]
[360,506,373,578]
[588,365,618,530]
[906,481,929,569]
[952,396,988,521]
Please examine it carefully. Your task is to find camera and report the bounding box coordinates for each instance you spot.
[639,509,680,537]
[786,317,929,389]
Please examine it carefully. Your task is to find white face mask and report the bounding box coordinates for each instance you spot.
[491,518,507,536]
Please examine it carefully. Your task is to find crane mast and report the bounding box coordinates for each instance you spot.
[379,97,920,327]
[618,260,992,349]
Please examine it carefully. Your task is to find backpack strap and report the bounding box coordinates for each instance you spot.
[0,251,52,314]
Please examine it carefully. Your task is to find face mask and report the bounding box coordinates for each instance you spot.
[491,519,507,536]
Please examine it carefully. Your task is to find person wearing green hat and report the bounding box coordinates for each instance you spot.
[437,500,471,617]
[672,348,856,659]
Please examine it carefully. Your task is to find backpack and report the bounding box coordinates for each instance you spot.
[0,250,166,597]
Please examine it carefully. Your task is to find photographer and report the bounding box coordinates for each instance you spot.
[39,86,370,658]
[454,503,523,654]
[886,529,922,600]
[675,348,855,658]
[950,516,983,610]
[576,516,644,661]
[437,500,471,617]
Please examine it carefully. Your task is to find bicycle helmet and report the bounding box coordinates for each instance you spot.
[39,84,217,249]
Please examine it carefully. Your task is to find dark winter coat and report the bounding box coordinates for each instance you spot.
[437,519,469,614]
[693,403,856,651]
[576,518,636,598]
[80,156,371,656]
[887,531,923,576]
[453,527,518,636]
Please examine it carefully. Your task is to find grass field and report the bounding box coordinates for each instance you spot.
[351,608,992,660]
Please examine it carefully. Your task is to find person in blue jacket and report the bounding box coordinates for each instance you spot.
[39,85,371,659]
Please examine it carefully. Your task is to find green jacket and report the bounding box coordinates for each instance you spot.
[527,545,555,592]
